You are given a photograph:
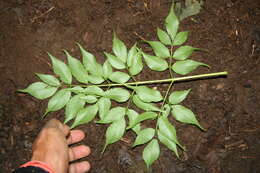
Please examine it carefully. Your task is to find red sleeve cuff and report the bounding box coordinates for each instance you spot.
[20,161,55,173]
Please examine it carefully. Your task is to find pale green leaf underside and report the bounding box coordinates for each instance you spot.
[171,105,205,130]
[133,128,155,147]
[143,139,160,169]
[172,59,209,75]
[18,82,58,100]
[104,118,126,152]
[168,89,191,105]
[132,95,161,112]
[157,28,171,45]
[48,53,72,84]
[45,89,71,116]
[135,86,163,103]
[142,52,168,71]
[64,94,85,123]
[35,73,61,87]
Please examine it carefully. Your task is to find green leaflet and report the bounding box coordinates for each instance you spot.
[157,130,179,157]
[112,33,127,63]
[165,4,179,42]
[97,97,111,120]
[158,116,183,148]
[78,43,103,77]
[18,82,58,100]
[142,52,168,71]
[48,53,72,84]
[128,47,143,76]
[134,86,163,103]
[80,95,98,104]
[44,89,71,116]
[103,118,126,152]
[133,128,155,147]
[104,52,126,70]
[142,139,160,169]
[64,94,85,123]
[173,31,189,46]
[65,50,89,84]
[35,73,61,87]
[171,105,205,130]
[132,95,161,112]
[127,111,157,129]
[145,41,170,58]
[132,124,141,134]
[87,74,105,84]
[162,104,171,117]
[96,107,126,124]
[172,59,209,75]
[172,45,199,60]
[168,89,191,105]
[127,43,138,67]
[126,109,139,126]
[85,86,104,96]
[105,88,130,102]
[102,60,113,79]
[157,28,171,45]
[108,71,130,84]
[71,104,98,128]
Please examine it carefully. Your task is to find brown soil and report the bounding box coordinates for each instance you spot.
[0,0,260,172]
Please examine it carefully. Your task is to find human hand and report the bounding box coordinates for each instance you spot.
[31,119,91,173]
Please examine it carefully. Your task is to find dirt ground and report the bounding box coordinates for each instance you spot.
[0,0,260,172]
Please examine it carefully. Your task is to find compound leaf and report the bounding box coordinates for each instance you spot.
[97,97,111,120]
[18,82,57,100]
[172,45,199,60]
[80,95,98,104]
[172,59,209,75]
[35,73,61,87]
[71,104,98,128]
[173,31,189,46]
[96,107,126,124]
[45,89,71,116]
[143,139,160,169]
[142,52,168,71]
[157,28,171,45]
[132,95,161,112]
[135,86,163,103]
[127,111,157,129]
[165,4,179,42]
[171,105,205,130]
[85,86,104,96]
[103,118,126,152]
[48,53,72,84]
[133,128,155,147]
[108,71,130,84]
[105,88,130,102]
[65,50,88,84]
[169,89,191,105]
[102,60,113,79]
[157,130,179,157]
[113,33,127,63]
[64,94,85,124]
[145,41,170,58]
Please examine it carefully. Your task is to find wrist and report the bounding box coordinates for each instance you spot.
[20,160,55,173]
